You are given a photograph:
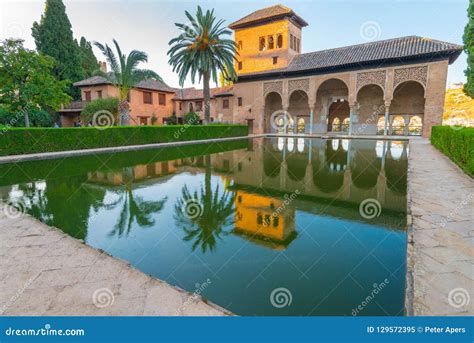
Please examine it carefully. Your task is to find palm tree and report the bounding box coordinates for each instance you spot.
[168,6,238,123]
[94,39,162,125]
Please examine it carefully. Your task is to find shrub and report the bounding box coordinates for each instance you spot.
[431,126,474,176]
[164,113,177,125]
[80,97,119,125]
[0,124,248,156]
[184,111,201,125]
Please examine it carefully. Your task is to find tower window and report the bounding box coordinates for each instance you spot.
[268,35,274,49]
[272,56,278,65]
[276,34,283,48]
[223,99,229,109]
[296,38,301,52]
[238,61,243,70]
[289,34,294,50]
[259,37,266,51]
[237,40,243,50]
[238,97,243,106]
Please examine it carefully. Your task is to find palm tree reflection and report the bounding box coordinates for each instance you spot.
[174,179,234,253]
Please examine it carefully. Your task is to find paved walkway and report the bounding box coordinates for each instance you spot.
[406,139,473,316]
[0,204,229,316]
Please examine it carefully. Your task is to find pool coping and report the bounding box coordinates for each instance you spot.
[0,133,413,164]
[404,139,473,316]
[0,203,234,316]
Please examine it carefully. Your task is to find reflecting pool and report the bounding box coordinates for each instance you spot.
[0,137,408,316]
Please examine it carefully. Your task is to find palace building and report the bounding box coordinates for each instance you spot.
[64,4,463,137]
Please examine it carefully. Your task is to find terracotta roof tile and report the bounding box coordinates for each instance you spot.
[229,4,308,29]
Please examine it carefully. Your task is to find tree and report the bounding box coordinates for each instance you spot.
[464,0,474,97]
[78,37,99,78]
[80,97,119,125]
[0,39,70,127]
[168,6,238,123]
[94,39,161,125]
[32,0,84,98]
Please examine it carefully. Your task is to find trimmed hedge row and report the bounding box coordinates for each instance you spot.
[0,124,248,156]
[430,126,474,177]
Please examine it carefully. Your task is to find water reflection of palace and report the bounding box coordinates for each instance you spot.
[211,137,408,213]
[81,137,407,251]
[233,190,296,250]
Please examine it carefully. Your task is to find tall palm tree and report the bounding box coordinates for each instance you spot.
[94,39,162,125]
[168,6,238,123]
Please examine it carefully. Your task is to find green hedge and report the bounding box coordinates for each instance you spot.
[0,124,248,156]
[431,126,474,177]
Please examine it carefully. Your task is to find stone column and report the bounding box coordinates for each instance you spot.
[283,105,289,135]
[349,104,356,136]
[384,101,391,135]
[404,116,410,136]
[309,105,315,135]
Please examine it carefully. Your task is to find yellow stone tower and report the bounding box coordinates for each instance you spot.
[229,4,308,75]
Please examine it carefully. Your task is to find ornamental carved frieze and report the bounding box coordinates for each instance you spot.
[356,70,386,91]
[288,78,310,95]
[393,66,428,89]
[263,81,283,97]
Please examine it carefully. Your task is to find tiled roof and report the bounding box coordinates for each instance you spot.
[173,86,234,100]
[73,75,175,93]
[238,36,463,79]
[229,4,308,29]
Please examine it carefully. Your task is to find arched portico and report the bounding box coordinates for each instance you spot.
[355,84,385,135]
[327,100,350,133]
[388,81,425,136]
[264,92,283,133]
[314,79,349,134]
[288,90,310,134]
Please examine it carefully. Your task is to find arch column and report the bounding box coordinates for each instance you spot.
[309,105,315,135]
[348,103,356,136]
[384,101,391,135]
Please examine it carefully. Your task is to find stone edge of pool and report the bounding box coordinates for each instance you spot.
[405,139,473,316]
[0,133,411,165]
[0,203,233,316]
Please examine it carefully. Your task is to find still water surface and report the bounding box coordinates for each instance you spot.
[0,137,408,315]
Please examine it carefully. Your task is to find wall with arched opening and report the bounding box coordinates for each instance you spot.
[389,81,425,135]
[355,84,385,135]
[264,92,283,133]
[288,90,310,134]
[314,79,349,134]
[327,100,350,132]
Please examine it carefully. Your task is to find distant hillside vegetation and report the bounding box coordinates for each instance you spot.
[443,88,474,126]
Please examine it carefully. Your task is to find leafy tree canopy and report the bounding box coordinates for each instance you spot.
[32,0,84,98]
[463,0,474,97]
[81,97,119,124]
[0,39,70,126]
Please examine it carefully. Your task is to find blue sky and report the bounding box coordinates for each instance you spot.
[0,0,468,88]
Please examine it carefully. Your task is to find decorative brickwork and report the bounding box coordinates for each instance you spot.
[263,81,283,97]
[393,66,428,89]
[356,70,386,91]
[288,78,310,95]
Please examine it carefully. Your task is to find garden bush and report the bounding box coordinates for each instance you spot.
[0,124,248,156]
[431,126,473,176]
[80,97,119,124]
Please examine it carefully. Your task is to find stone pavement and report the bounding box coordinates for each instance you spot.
[0,204,230,316]
[406,139,473,316]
